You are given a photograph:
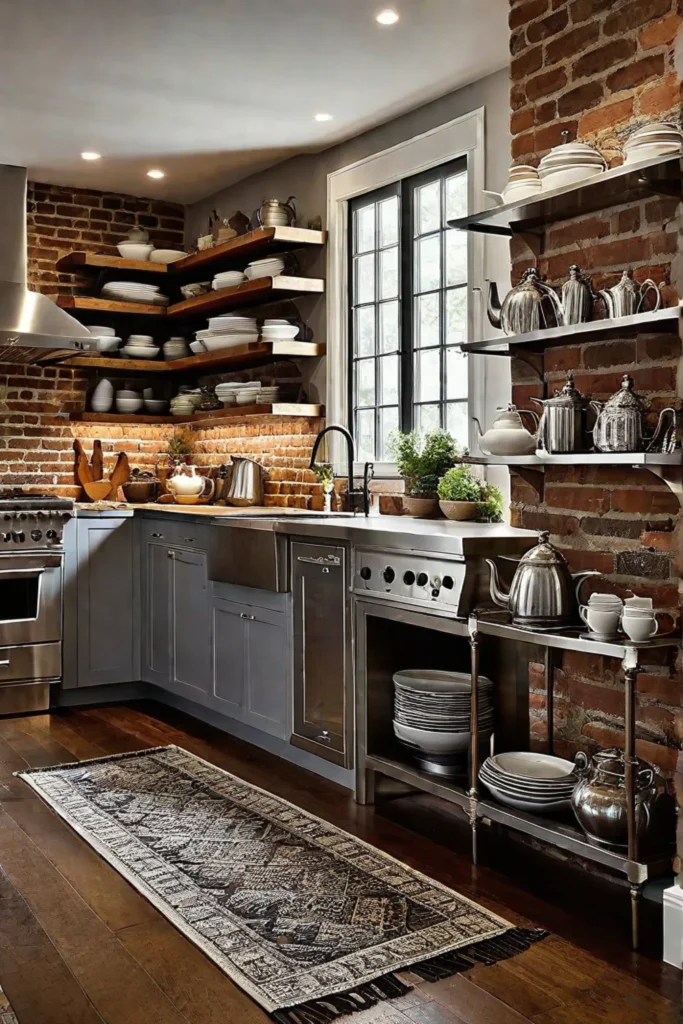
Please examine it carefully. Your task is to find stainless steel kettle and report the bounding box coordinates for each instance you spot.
[226,457,263,507]
[486,531,600,628]
[254,197,297,228]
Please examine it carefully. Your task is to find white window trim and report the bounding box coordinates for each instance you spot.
[326,106,486,476]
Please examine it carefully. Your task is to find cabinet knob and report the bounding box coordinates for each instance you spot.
[240,612,256,620]
[183,537,195,543]
[167,550,175,559]
[151,532,163,538]
[315,730,331,743]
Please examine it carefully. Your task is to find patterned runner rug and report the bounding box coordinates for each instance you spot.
[0,986,19,1024]
[19,746,546,1023]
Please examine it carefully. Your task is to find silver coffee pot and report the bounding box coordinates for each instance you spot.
[226,457,263,507]
[530,371,585,453]
[560,264,593,325]
[486,531,600,629]
[597,270,661,319]
[487,268,564,335]
[253,197,297,228]
[591,374,676,453]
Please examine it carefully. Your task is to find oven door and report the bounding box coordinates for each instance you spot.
[0,554,62,646]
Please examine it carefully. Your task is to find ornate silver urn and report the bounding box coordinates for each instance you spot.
[487,268,565,335]
[591,374,675,453]
[560,264,593,325]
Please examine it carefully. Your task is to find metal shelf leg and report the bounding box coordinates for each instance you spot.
[468,614,481,866]
[624,653,640,950]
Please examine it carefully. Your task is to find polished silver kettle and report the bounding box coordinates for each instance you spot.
[226,457,263,507]
[486,531,600,629]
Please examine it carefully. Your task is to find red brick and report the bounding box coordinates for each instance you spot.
[558,80,605,117]
[527,8,568,41]
[570,0,615,21]
[534,99,558,125]
[525,66,568,101]
[573,39,637,80]
[607,54,666,93]
[545,22,600,64]
[534,119,579,153]
[640,13,683,47]
[610,488,681,515]
[545,486,610,513]
[511,108,535,135]
[604,0,672,35]
[639,73,682,116]
[579,97,635,137]
[547,215,610,249]
[510,0,549,31]
[544,344,582,372]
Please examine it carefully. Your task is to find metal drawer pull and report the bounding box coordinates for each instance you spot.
[315,730,331,743]
[240,612,256,620]
[151,533,163,538]
[0,660,10,667]
[296,555,341,566]
[183,537,195,543]
[167,550,175,559]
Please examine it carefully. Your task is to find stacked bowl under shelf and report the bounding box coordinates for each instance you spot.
[392,669,494,777]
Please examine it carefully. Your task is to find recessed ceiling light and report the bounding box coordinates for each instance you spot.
[147,169,165,179]
[80,151,101,161]
[314,113,333,122]
[376,8,399,24]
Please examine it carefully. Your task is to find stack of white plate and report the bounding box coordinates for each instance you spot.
[101,282,169,306]
[215,381,261,407]
[502,165,542,203]
[261,318,300,341]
[392,670,494,776]
[479,752,577,813]
[120,334,160,359]
[195,315,259,353]
[623,121,683,164]
[538,141,606,191]
[245,257,286,281]
[212,270,247,291]
[256,386,281,404]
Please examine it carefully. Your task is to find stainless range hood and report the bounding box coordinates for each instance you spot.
[0,165,91,360]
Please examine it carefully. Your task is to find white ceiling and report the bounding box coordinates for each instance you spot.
[0,0,509,205]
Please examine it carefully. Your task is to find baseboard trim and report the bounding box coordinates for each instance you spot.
[663,884,683,970]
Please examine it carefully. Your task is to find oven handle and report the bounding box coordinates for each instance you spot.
[0,556,61,572]
[0,568,46,580]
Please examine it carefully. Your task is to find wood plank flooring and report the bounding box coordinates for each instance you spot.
[0,702,680,1024]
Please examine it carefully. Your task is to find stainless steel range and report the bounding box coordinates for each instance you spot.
[0,490,72,715]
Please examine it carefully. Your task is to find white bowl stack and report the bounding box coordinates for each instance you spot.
[120,334,160,359]
[195,315,259,352]
[261,318,300,341]
[623,122,683,164]
[245,256,286,281]
[538,141,606,191]
[212,270,247,291]
[392,669,494,776]
[215,381,262,407]
[101,281,169,306]
[479,752,577,813]
[502,165,542,203]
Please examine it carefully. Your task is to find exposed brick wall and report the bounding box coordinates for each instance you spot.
[508,0,683,775]
[0,182,321,507]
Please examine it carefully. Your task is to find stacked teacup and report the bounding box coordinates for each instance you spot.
[621,596,658,642]
[579,593,623,640]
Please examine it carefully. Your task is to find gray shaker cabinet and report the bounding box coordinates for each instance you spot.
[70,516,139,688]
[211,592,288,739]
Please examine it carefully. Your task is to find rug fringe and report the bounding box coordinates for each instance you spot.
[270,927,548,1024]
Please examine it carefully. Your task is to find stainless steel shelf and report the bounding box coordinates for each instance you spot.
[365,753,471,812]
[472,615,680,659]
[466,452,682,467]
[449,154,683,237]
[461,306,681,354]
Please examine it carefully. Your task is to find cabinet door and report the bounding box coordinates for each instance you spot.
[143,540,172,686]
[76,518,138,687]
[211,598,247,715]
[244,607,288,739]
[291,542,352,766]
[169,548,210,699]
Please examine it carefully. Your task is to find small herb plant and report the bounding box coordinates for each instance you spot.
[166,429,194,464]
[389,429,464,498]
[437,465,504,523]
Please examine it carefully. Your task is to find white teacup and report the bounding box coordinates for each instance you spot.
[579,605,621,636]
[621,614,658,642]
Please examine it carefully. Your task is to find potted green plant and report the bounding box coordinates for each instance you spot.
[389,429,464,517]
[437,465,504,522]
[165,428,194,466]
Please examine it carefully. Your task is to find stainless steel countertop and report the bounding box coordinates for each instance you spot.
[75,505,537,556]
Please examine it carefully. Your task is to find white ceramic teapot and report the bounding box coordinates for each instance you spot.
[166,465,215,504]
[472,405,539,456]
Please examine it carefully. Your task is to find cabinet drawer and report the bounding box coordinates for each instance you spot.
[0,642,61,683]
[211,581,288,614]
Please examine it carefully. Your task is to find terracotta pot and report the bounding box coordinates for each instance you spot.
[439,500,479,521]
[402,496,439,518]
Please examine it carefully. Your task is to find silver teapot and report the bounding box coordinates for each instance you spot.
[487,268,564,335]
[486,531,600,629]
[530,371,585,454]
[591,374,676,453]
[560,264,593,325]
[253,197,297,229]
[571,748,674,849]
[597,270,661,319]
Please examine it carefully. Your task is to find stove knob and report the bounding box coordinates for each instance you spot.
[31,530,42,542]
[46,529,58,541]
[403,570,416,586]
[416,572,429,587]
[442,575,454,590]
[3,514,10,522]
[382,566,395,584]
[19,513,27,521]
[12,532,25,543]
[2,533,10,543]
[359,566,372,581]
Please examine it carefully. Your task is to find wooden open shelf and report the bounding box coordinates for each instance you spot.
[56,253,169,274]
[39,340,325,374]
[70,403,324,426]
[167,276,325,318]
[171,226,326,274]
[56,296,166,316]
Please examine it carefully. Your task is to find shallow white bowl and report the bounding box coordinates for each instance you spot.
[490,751,575,781]
[117,242,154,261]
[393,720,486,755]
[189,341,206,354]
[116,389,139,398]
[91,336,121,352]
[540,165,604,190]
[120,345,160,359]
[261,326,300,340]
[149,249,186,264]
[127,335,155,346]
[115,397,143,414]
[87,325,116,336]
[144,399,168,414]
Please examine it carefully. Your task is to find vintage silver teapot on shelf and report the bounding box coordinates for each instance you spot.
[597,270,661,318]
[487,268,565,335]
[252,197,297,229]
[571,748,674,849]
[486,531,600,629]
[530,371,586,454]
[591,374,676,453]
[472,404,539,456]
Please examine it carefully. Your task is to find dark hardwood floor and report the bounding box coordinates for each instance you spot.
[0,701,680,1024]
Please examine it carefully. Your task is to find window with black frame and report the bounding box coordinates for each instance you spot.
[348,158,468,464]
